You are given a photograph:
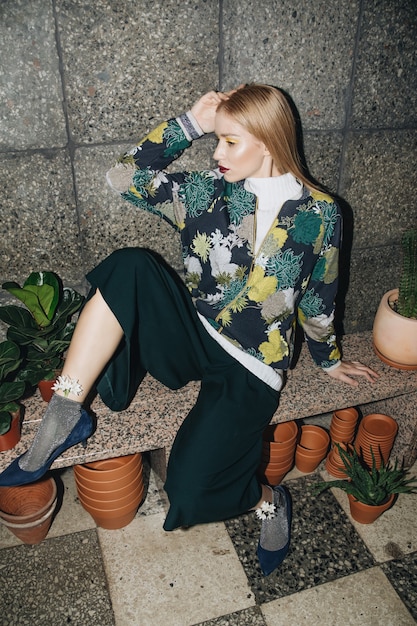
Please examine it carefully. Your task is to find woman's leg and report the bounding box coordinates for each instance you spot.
[19,290,124,471]
[163,362,279,530]
[57,289,124,402]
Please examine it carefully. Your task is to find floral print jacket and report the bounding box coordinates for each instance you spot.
[107,115,342,374]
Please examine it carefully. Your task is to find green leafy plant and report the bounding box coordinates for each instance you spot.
[0,340,25,435]
[397,228,417,319]
[312,444,417,506]
[0,272,84,386]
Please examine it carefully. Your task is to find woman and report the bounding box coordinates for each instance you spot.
[0,85,378,575]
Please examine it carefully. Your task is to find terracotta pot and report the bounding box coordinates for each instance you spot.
[295,447,326,473]
[37,379,55,402]
[77,482,144,510]
[325,453,348,478]
[332,408,359,424]
[263,421,298,443]
[74,453,142,481]
[74,463,143,493]
[330,421,356,434]
[79,496,144,530]
[330,409,358,440]
[259,429,296,484]
[74,453,144,529]
[373,289,417,370]
[261,444,295,464]
[259,457,294,473]
[330,424,355,444]
[361,413,398,439]
[297,425,330,456]
[0,408,22,452]
[295,426,330,472]
[0,477,57,544]
[261,467,286,486]
[354,413,398,468]
[347,493,395,524]
[353,444,390,469]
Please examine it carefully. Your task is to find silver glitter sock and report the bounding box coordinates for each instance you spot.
[19,394,82,471]
[259,487,289,551]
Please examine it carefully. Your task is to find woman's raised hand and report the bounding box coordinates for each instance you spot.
[190,90,230,134]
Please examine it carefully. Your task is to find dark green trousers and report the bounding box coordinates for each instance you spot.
[87,248,280,530]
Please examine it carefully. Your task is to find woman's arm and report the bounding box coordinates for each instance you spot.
[325,360,379,387]
[297,195,378,386]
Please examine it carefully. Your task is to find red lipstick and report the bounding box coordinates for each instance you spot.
[219,166,229,174]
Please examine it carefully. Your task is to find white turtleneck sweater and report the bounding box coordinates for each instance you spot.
[244,174,303,253]
[198,173,303,391]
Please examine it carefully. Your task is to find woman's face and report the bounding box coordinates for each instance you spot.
[213,110,273,181]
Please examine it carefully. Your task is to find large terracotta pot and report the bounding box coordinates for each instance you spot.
[347,493,395,524]
[0,477,57,544]
[0,408,22,452]
[373,289,417,370]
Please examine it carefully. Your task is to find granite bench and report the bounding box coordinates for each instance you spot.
[1,330,416,480]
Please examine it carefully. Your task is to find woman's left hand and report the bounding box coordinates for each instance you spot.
[325,360,379,387]
[190,91,229,134]
[190,86,243,133]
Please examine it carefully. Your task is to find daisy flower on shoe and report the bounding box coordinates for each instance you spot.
[255,501,276,520]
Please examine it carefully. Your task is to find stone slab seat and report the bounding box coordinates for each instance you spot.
[0,331,416,479]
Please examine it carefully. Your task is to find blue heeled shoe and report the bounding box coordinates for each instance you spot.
[257,485,292,576]
[0,409,94,487]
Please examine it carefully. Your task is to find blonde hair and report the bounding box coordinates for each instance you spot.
[217,84,323,192]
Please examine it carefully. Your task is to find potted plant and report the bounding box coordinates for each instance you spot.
[0,272,84,397]
[312,444,417,523]
[373,228,417,370]
[0,340,26,450]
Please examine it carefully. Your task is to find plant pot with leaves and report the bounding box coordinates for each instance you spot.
[373,228,417,370]
[0,271,84,399]
[313,444,417,523]
[0,340,26,451]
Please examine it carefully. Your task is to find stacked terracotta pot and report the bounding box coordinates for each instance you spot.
[354,413,398,469]
[0,476,57,544]
[325,409,399,476]
[259,421,299,485]
[295,425,330,473]
[326,408,359,477]
[74,453,144,530]
[329,408,358,444]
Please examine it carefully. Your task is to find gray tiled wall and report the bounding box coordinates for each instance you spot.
[1,0,416,333]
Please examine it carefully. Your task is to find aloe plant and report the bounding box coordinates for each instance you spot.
[0,340,25,435]
[0,272,84,386]
[397,228,417,319]
[312,444,417,506]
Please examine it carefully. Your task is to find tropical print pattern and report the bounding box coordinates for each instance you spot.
[108,116,342,372]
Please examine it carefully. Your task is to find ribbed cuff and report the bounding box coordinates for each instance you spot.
[177,111,205,141]
[323,360,342,373]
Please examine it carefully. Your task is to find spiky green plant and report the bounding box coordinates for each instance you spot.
[312,444,417,506]
[397,228,417,319]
